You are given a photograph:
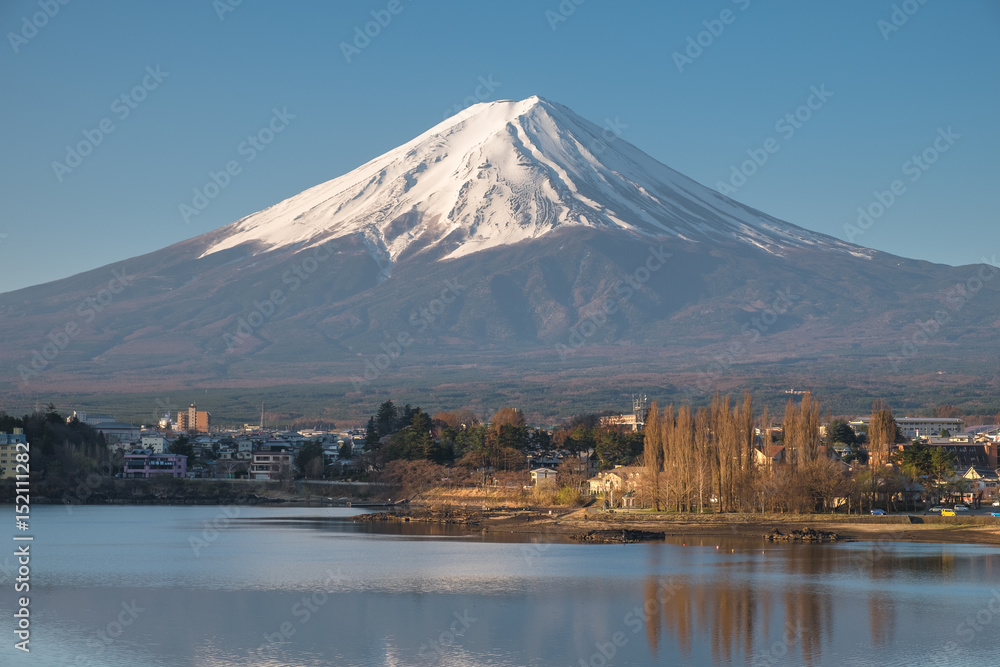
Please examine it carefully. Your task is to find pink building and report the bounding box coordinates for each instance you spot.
[123,450,188,479]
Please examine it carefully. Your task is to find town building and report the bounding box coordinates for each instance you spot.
[599,414,640,431]
[123,450,188,479]
[140,433,170,454]
[530,467,558,485]
[250,451,292,480]
[752,445,786,469]
[922,440,997,470]
[850,417,964,439]
[0,429,28,480]
[176,404,211,434]
[586,466,643,507]
[598,395,648,432]
[962,466,1000,503]
[95,421,141,444]
[66,411,116,426]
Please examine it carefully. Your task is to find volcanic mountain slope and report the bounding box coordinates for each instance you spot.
[196,95,868,265]
[1,96,997,405]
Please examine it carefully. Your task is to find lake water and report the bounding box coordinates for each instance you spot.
[2,505,999,666]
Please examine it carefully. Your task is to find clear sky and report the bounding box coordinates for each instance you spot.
[2,0,998,293]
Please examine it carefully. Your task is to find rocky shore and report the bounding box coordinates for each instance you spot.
[571,529,666,544]
[764,527,842,542]
[353,509,486,525]
[348,505,1000,546]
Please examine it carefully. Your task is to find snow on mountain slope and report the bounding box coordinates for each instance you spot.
[200,96,869,266]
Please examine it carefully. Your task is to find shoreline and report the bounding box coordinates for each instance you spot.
[19,499,1000,545]
[371,505,1000,546]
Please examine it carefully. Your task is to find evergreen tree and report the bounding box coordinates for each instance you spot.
[295,441,326,478]
[365,416,379,448]
[375,401,398,437]
[827,420,856,446]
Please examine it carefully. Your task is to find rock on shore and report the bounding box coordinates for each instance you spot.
[572,529,666,544]
[353,510,483,525]
[764,527,842,542]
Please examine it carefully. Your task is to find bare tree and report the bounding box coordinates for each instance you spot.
[643,401,663,510]
[868,399,896,469]
[783,392,821,468]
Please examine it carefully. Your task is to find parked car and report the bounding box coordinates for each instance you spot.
[954,504,969,511]
[928,506,944,513]
[992,500,999,507]
[871,509,887,515]
[941,509,956,516]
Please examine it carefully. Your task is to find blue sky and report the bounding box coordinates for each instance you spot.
[1,0,998,292]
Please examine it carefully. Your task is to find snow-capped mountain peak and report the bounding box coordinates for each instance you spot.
[199,96,867,265]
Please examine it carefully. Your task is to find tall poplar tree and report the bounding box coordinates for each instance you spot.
[643,401,663,510]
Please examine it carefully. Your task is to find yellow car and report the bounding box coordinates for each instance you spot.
[940,509,956,517]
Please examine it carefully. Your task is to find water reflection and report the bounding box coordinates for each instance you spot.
[869,592,895,648]
[642,575,775,665]
[230,514,581,543]
[641,544,849,665]
[10,506,1000,667]
[638,539,1000,665]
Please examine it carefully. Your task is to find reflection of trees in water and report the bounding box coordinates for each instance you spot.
[638,541,1000,664]
[644,578,661,656]
[643,575,832,665]
[640,545,860,665]
[868,592,895,648]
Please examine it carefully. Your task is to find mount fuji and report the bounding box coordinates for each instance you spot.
[2,96,997,416]
[198,95,867,266]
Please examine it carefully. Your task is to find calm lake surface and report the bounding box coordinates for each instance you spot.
[2,505,999,666]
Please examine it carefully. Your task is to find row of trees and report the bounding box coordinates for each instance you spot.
[637,393,952,513]
[360,400,643,474]
[0,406,117,499]
[643,393,758,513]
